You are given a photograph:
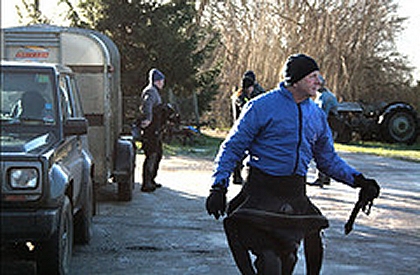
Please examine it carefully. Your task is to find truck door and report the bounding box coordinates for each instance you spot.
[59,75,84,204]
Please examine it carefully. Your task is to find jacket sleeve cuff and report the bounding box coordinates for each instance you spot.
[212,174,229,188]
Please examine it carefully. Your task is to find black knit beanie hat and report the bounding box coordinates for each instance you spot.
[242,76,254,90]
[243,70,256,83]
[283,54,319,86]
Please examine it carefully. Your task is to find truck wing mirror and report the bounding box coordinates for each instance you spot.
[64,117,88,136]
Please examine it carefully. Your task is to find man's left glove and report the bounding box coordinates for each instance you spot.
[206,182,227,220]
[354,174,380,202]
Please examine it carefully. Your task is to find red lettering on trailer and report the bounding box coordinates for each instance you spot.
[15,51,49,59]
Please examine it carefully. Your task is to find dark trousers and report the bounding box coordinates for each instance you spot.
[142,137,162,187]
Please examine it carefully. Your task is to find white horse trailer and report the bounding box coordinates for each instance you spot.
[2,25,135,201]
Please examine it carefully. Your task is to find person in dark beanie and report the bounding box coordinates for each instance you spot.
[139,68,166,192]
[231,76,255,185]
[232,76,255,123]
[206,54,380,274]
[231,71,266,185]
[243,70,266,98]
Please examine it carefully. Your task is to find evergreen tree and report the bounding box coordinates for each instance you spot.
[74,0,221,123]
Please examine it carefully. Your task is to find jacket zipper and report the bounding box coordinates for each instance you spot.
[293,104,302,174]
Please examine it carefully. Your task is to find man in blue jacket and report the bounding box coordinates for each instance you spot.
[206,54,380,275]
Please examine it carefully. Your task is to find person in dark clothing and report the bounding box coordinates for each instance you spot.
[231,76,256,185]
[206,54,380,274]
[231,73,266,185]
[243,70,266,98]
[232,76,255,122]
[139,68,166,192]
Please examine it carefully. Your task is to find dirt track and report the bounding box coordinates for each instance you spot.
[68,152,420,275]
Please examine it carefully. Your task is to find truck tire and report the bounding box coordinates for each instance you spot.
[381,107,417,144]
[37,196,73,275]
[74,177,93,244]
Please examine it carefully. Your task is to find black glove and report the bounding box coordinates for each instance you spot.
[354,174,380,202]
[206,182,227,220]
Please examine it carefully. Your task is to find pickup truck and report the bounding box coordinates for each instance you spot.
[0,61,94,274]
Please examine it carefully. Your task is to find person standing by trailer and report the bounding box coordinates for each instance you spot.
[139,68,166,192]
[206,54,380,274]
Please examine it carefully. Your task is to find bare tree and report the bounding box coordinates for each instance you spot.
[16,0,51,25]
[198,0,413,126]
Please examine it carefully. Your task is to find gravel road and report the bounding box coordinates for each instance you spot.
[68,152,419,275]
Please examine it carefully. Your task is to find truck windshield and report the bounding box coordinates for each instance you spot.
[1,70,56,125]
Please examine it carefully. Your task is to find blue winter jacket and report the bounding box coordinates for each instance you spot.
[212,82,360,187]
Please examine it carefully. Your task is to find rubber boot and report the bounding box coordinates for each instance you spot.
[141,153,158,192]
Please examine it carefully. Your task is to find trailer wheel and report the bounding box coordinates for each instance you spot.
[37,196,73,275]
[118,169,134,201]
[381,108,417,144]
[115,139,135,201]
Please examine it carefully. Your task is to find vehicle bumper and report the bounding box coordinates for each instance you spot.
[1,208,60,243]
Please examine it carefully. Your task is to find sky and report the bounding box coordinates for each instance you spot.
[1,0,419,80]
[396,0,420,80]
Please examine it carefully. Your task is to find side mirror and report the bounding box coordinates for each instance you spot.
[64,117,88,136]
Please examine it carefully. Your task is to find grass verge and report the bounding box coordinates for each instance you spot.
[162,129,224,160]
[162,128,420,163]
[334,141,420,162]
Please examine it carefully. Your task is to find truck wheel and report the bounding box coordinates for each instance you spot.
[118,169,134,201]
[381,108,417,144]
[74,177,93,244]
[37,196,73,275]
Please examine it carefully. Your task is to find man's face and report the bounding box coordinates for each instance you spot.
[294,71,321,98]
[155,79,165,90]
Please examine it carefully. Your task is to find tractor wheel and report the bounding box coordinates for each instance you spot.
[381,108,417,144]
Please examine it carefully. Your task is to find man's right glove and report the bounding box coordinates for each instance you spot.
[354,174,380,202]
[206,181,227,220]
